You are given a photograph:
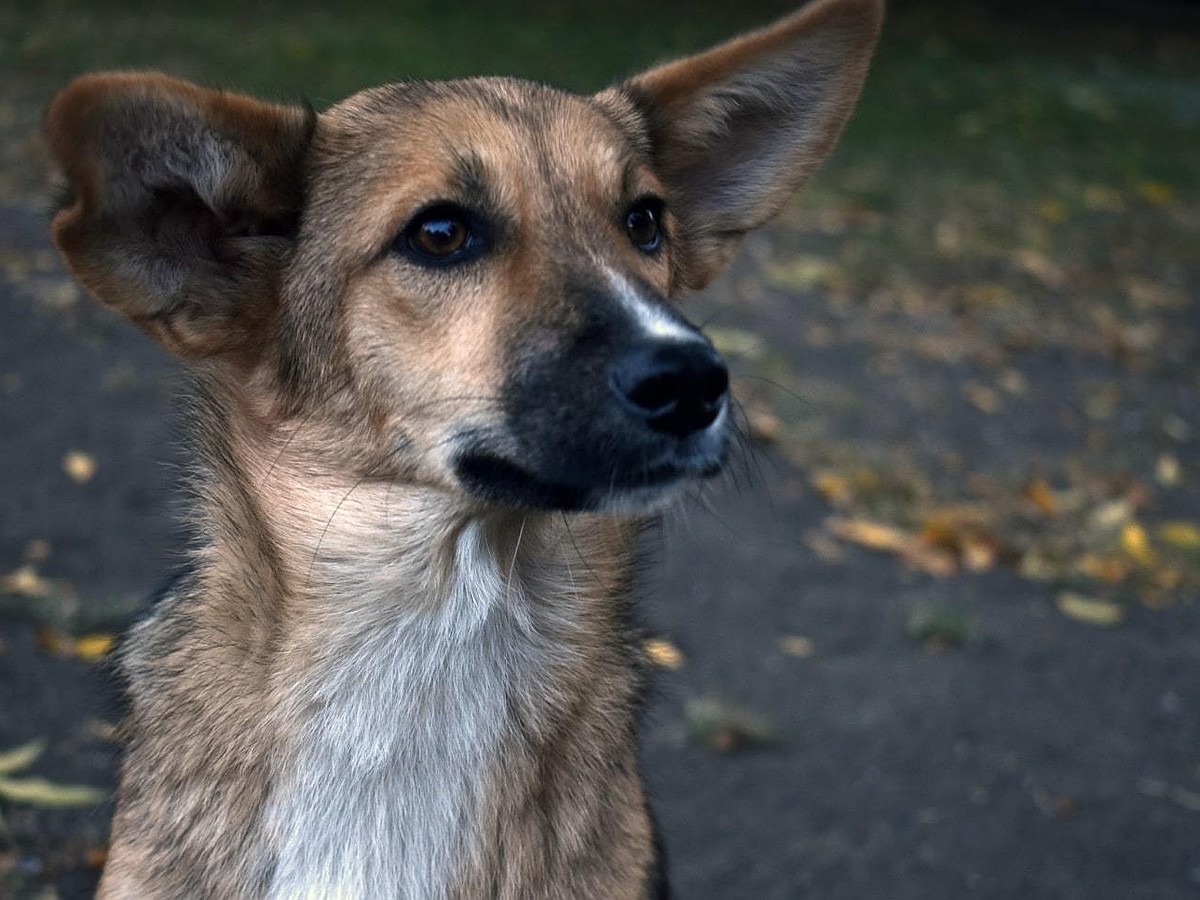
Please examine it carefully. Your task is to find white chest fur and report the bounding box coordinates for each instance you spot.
[263,521,541,900]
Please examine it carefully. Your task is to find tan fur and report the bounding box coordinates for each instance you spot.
[44,1,881,896]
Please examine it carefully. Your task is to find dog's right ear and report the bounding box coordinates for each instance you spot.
[45,72,314,361]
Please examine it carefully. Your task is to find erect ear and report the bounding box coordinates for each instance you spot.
[603,0,882,290]
[44,72,314,360]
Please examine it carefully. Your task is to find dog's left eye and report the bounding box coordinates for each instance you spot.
[401,204,484,266]
[624,199,664,253]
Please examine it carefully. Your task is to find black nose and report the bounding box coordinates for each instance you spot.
[610,342,729,438]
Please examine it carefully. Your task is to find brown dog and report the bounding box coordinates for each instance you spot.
[45,1,881,895]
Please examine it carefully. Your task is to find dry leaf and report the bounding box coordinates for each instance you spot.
[37,628,117,662]
[62,450,97,484]
[0,740,45,776]
[0,776,106,808]
[1022,479,1058,515]
[1159,522,1200,551]
[0,565,53,598]
[812,471,853,507]
[1013,249,1065,288]
[24,539,51,563]
[684,699,774,754]
[1057,592,1125,627]
[999,369,1028,394]
[963,382,1001,413]
[829,518,910,553]
[73,633,117,662]
[706,328,765,360]
[1137,181,1175,205]
[779,636,815,658]
[1120,521,1156,566]
[1156,454,1181,487]
[745,406,781,444]
[643,638,684,670]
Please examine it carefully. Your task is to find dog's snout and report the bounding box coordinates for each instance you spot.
[610,342,729,438]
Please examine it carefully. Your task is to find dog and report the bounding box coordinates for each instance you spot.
[45,0,880,895]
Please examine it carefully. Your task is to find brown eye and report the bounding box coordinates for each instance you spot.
[625,199,664,253]
[402,204,484,266]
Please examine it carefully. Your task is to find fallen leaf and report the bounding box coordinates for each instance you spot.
[1075,553,1132,583]
[1156,454,1181,487]
[24,539,51,563]
[779,635,815,657]
[829,518,910,553]
[707,327,765,361]
[0,776,106,808]
[812,471,853,507]
[1022,479,1058,515]
[1082,184,1125,212]
[62,450,97,484]
[1121,521,1156,566]
[73,633,117,662]
[0,565,53,598]
[830,518,956,576]
[643,638,684,670]
[1137,181,1175,205]
[745,405,781,444]
[0,739,45,776]
[1057,592,1125,627]
[1089,499,1132,531]
[1013,248,1065,288]
[963,381,1001,413]
[999,369,1028,394]
[684,698,774,754]
[37,628,117,662]
[1159,521,1200,551]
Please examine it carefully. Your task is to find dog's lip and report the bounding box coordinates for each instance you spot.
[453,447,723,509]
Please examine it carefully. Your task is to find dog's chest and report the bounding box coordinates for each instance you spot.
[263,525,546,899]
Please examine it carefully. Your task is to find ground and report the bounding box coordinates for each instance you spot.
[1,2,1198,897]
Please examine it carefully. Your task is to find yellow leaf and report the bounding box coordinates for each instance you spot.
[812,471,853,507]
[0,565,53,598]
[0,740,45,776]
[1156,454,1181,487]
[0,776,106,808]
[62,450,97,484]
[1022,479,1058,515]
[1038,199,1067,223]
[73,633,117,662]
[642,638,684,670]
[829,518,910,553]
[24,539,51,563]
[1137,181,1175,205]
[1121,521,1156,566]
[1013,249,1065,288]
[706,328,765,361]
[1159,522,1200,551]
[1057,592,1125,627]
[963,381,1001,413]
[779,635,815,658]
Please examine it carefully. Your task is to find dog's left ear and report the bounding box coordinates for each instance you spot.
[603,0,882,289]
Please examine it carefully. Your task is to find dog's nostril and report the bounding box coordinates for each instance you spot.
[611,343,729,439]
[626,371,682,417]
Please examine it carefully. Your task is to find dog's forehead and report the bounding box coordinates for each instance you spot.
[321,78,641,189]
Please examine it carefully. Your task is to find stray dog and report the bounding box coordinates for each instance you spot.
[45,0,880,895]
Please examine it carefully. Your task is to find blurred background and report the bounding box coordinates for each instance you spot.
[1,0,1198,897]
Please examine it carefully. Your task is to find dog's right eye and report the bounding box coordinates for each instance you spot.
[400,204,485,266]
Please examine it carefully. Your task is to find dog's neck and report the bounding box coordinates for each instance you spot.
[157,392,649,896]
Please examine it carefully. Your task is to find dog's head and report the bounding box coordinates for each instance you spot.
[45,0,881,513]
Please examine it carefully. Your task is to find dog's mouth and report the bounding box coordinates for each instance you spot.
[453,448,724,513]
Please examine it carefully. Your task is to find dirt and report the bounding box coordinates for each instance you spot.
[1,193,1198,899]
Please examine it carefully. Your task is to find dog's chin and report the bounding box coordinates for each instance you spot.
[453,451,721,514]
